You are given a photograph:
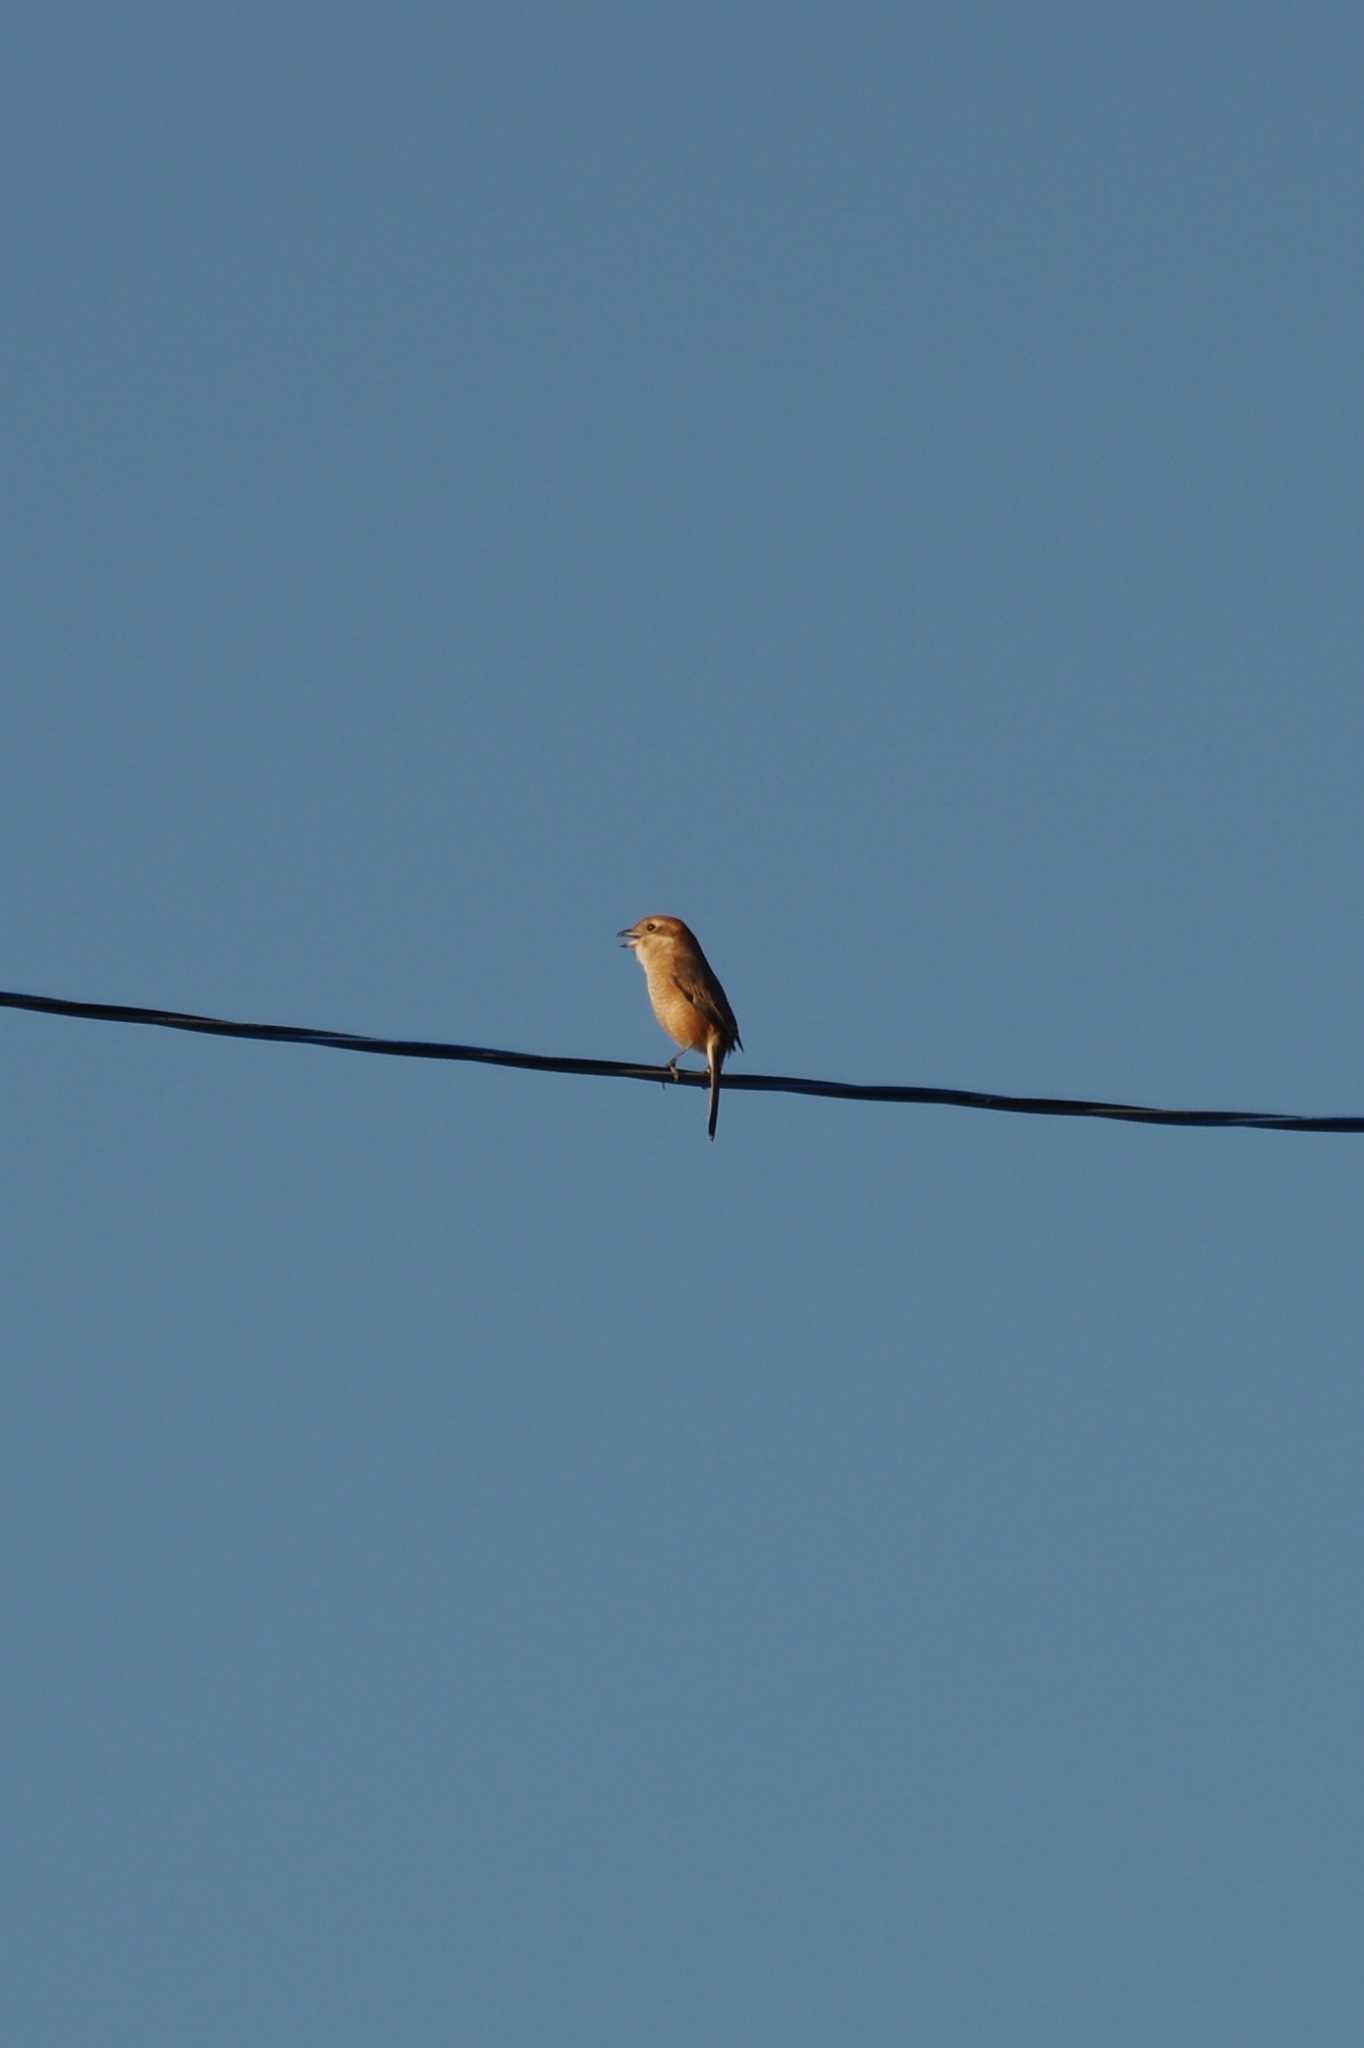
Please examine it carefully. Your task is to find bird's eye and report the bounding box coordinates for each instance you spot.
[646,921,657,930]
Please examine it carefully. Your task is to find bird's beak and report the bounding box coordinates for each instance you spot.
[617,925,639,947]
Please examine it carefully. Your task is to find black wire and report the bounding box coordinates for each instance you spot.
[2,986,1360,1132]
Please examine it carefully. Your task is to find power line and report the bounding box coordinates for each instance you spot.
[3,985,1360,1133]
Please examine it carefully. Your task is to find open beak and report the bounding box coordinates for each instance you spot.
[617,924,639,948]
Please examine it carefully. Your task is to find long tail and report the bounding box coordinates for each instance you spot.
[707,1049,723,1142]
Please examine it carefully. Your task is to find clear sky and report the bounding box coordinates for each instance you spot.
[7,5,1364,2042]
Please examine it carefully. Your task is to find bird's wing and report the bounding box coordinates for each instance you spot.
[671,971,741,1054]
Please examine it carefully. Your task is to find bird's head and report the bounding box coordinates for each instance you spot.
[617,914,690,961]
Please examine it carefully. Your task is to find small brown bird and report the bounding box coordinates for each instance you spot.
[618,915,742,1141]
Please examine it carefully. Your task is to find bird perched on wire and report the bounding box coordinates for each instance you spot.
[618,915,742,1141]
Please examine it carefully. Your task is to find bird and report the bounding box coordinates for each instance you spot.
[618,915,742,1141]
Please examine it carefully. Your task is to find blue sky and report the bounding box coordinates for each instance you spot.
[7,5,1364,2042]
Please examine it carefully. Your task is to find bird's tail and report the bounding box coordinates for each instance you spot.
[707,1050,723,1142]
